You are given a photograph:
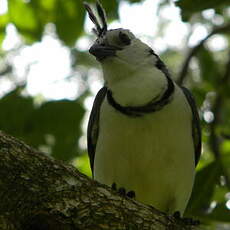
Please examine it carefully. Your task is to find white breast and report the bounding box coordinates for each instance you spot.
[94,85,195,215]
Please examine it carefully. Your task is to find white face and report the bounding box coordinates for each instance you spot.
[95,29,158,85]
[100,29,155,65]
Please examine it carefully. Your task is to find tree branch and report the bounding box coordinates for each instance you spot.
[177,23,230,85]
[0,131,200,230]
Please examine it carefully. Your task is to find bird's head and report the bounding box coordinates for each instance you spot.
[84,1,162,85]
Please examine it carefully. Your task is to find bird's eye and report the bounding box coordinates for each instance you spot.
[119,32,131,45]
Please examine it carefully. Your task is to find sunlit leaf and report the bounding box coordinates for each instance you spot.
[39,0,56,11]
[0,13,9,46]
[221,140,230,156]
[0,28,6,47]
[74,153,92,177]
[8,0,43,42]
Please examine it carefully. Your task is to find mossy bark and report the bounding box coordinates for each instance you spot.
[0,131,200,230]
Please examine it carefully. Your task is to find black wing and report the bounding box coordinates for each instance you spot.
[87,87,107,175]
[181,86,201,166]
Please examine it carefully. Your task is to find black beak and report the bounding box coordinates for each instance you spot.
[89,44,120,61]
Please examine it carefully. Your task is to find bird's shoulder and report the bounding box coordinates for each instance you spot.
[180,86,202,166]
[87,86,107,173]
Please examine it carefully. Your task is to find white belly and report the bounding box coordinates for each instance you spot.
[94,87,195,215]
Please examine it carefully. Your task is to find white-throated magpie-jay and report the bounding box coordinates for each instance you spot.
[85,1,201,216]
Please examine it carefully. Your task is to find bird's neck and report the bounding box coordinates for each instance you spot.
[104,68,168,107]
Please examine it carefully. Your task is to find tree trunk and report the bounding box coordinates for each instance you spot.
[0,131,200,230]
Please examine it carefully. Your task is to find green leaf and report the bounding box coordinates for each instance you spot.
[39,0,56,11]
[127,0,143,2]
[0,13,9,46]
[176,0,230,21]
[190,87,207,108]
[8,0,43,42]
[74,153,92,177]
[100,0,119,19]
[0,87,85,162]
[221,141,230,158]
[176,0,229,13]
[196,47,220,87]
[185,161,222,216]
[34,99,84,161]
[54,0,85,46]
[0,87,36,139]
[207,202,230,222]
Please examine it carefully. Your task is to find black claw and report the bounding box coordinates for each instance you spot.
[173,211,200,226]
[127,190,135,198]
[173,211,181,219]
[111,183,135,199]
[118,187,126,196]
[111,182,117,190]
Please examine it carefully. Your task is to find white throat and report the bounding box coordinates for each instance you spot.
[103,66,168,107]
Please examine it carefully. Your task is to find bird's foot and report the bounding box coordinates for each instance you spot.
[111,182,135,198]
[173,211,200,226]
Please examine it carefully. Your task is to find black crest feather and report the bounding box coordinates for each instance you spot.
[96,1,107,34]
[84,1,107,36]
[83,2,101,35]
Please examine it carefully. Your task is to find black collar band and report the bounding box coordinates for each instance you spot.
[106,76,175,117]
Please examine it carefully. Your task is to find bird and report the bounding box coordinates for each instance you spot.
[84,1,201,216]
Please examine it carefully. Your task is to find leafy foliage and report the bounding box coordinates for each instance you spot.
[176,0,230,21]
[0,0,85,45]
[0,87,84,161]
[189,162,221,214]
[54,0,85,46]
[0,0,120,46]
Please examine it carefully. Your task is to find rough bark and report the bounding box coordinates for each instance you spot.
[0,131,200,230]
